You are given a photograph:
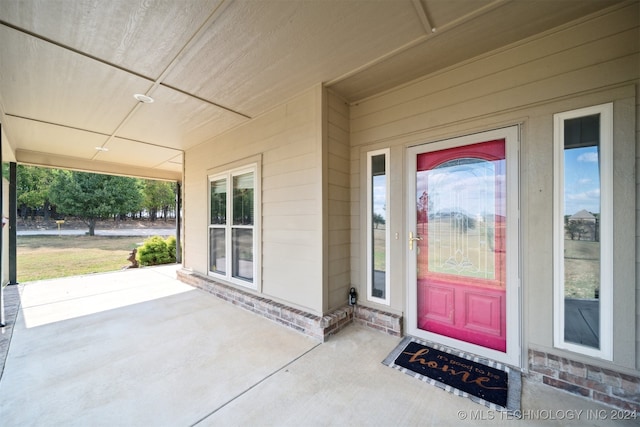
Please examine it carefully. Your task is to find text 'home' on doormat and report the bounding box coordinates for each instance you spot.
[383,337,521,411]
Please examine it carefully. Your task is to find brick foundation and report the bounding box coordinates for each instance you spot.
[353,305,403,337]
[177,269,351,341]
[176,269,403,342]
[529,349,640,412]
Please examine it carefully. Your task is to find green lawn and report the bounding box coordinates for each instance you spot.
[17,235,145,282]
[564,239,600,299]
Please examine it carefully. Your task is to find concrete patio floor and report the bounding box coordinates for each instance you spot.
[0,266,633,426]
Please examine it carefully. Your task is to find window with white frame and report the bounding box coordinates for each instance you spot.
[209,164,259,289]
[553,103,613,360]
[367,149,390,304]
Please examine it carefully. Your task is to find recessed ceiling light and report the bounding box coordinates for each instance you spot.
[134,93,154,103]
[95,147,109,152]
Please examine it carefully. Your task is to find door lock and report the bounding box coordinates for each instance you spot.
[409,232,423,250]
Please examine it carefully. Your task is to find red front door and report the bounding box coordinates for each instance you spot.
[415,139,507,352]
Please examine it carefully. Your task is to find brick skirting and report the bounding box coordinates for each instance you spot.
[529,349,640,412]
[176,269,403,341]
[177,269,351,341]
[353,305,403,337]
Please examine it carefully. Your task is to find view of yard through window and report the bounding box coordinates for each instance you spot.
[563,238,600,299]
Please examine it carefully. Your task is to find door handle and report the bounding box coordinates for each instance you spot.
[409,232,423,251]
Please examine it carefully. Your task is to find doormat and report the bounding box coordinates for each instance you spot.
[383,337,521,413]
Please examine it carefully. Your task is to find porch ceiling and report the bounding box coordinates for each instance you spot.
[0,0,623,180]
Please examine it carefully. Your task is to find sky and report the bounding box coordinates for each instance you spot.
[564,146,600,216]
[416,159,505,218]
[372,175,386,217]
[388,145,600,221]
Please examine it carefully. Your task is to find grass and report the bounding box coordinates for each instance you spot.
[17,235,145,282]
[373,228,386,271]
[564,239,600,299]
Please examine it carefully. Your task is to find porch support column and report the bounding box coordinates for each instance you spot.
[175,181,182,263]
[9,162,17,285]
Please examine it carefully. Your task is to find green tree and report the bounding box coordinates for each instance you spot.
[142,180,175,221]
[49,171,143,235]
[565,219,587,241]
[17,165,56,220]
[372,212,385,229]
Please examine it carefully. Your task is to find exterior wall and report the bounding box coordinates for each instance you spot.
[325,90,351,311]
[348,0,639,405]
[183,86,325,314]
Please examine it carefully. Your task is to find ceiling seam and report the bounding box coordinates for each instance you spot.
[6,113,183,153]
[91,125,185,160]
[100,135,185,153]
[0,19,192,163]
[147,0,235,90]
[5,113,111,137]
[160,83,251,119]
[325,0,510,89]
[0,15,250,132]
[92,0,247,160]
[150,156,182,170]
[15,149,181,181]
[411,0,436,33]
[324,35,429,87]
[433,0,510,32]
[0,20,154,82]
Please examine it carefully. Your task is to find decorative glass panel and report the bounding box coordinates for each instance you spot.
[422,157,504,283]
[209,228,226,274]
[232,228,253,281]
[233,172,254,225]
[210,179,227,225]
[562,114,601,348]
[371,154,387,299]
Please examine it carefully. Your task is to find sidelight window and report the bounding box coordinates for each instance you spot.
[367,149,390,304]
[553,103,613,359]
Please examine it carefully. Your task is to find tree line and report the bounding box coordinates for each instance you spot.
[17,165,176,236]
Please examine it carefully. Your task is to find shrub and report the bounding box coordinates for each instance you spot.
[136,236,176,266]
[166,236,177,263]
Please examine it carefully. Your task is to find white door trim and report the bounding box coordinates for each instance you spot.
[406,126,521,367]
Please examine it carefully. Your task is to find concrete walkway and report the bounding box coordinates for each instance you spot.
[0,266,632,426]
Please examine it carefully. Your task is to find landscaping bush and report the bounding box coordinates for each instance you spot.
[136,236,176,266]
[166,236,176,262]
